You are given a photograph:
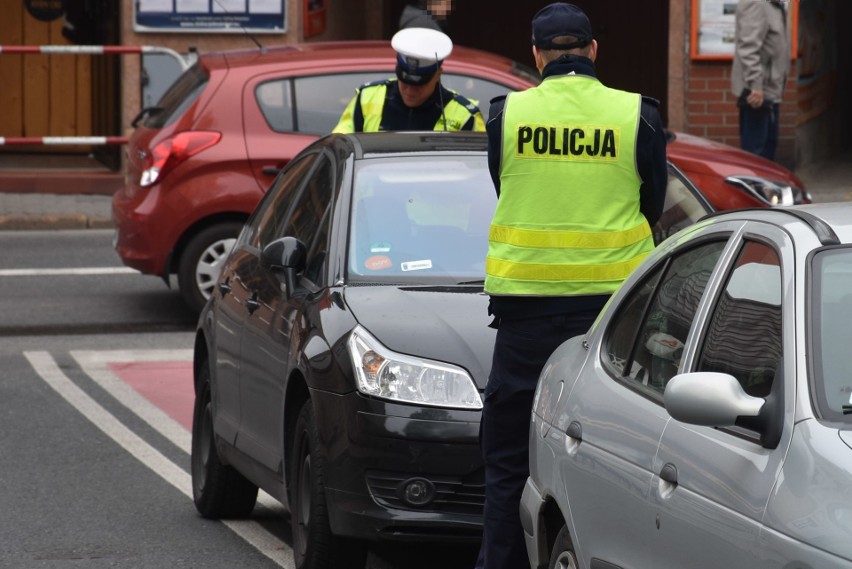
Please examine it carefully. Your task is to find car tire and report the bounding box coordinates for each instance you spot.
[548,525,579,569]
[178,222,242,314]
[191,358,258,518]
[290,400,367,569]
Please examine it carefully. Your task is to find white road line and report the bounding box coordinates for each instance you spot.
[71,350,281,512]
[25,351,293,569]
[0,267,138,276]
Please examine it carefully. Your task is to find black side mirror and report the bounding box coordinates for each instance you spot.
[260,236,307,295]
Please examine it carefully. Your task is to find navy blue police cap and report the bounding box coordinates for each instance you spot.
[531,2,593,50]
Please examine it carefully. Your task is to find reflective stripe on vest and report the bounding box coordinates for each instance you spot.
[484,74,653,297]
[357,81,480,132]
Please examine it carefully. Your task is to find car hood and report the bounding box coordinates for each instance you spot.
[343,286,495,389]
[667,130,804,186]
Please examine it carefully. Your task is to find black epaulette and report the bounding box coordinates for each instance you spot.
[450,91,480,114]
[641,95,661,108]
[489,94,508,105]
[358,78,393,91]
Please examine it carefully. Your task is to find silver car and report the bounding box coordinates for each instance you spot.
[522,204,852,569]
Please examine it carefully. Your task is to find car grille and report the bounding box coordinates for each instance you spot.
[366,470,485,516]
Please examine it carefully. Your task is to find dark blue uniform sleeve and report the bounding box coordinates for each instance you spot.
[485,96,506,197]
[637,96,668,227]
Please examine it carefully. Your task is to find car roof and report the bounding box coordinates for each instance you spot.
[702,203,852,246]
[330,131,488,159]
[199,40,530,78]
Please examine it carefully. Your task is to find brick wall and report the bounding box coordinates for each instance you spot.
[685,61,798,168]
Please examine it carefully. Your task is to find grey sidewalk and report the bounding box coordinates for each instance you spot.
[0,192,113,230]
[0,157,850,231]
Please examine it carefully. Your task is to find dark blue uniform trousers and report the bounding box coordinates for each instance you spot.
[739,102,780,161]
[475,314,595,569]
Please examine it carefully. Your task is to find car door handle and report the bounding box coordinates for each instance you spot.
[218,278,231,296]
[262,166,282,176]
[245,293,260,315]
[660,463,678,485]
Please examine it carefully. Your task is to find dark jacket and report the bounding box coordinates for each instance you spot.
[485,54,668,321]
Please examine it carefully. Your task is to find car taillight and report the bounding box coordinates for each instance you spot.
[140,131,221,187]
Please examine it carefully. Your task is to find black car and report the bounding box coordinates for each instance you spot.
[190,131,712,569]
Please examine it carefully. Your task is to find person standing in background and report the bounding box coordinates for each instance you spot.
[731,0,790,161]
[399,0,454,33]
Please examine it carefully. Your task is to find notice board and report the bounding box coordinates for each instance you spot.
[134,0,286,33]
[690,0,798,60]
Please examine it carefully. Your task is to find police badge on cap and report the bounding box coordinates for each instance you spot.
[391,27,453,86]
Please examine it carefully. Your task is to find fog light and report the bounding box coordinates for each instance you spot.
[400,477,435,506]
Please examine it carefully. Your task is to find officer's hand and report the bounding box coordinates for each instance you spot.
[747,89,765,109]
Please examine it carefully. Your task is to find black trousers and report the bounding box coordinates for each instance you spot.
[474,313,596,569]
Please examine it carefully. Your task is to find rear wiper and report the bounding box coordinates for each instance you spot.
[455,280,485,285]
[131,106,164,127]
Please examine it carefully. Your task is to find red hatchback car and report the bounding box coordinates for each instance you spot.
[113,40,810,314]
[113,41,537,313]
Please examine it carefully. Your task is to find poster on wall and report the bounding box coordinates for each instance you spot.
[304,0,326,38]
[691,0,798,60]
[134,0,287,33]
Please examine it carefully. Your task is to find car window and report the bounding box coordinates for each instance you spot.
[282,154,336,284]
[256,78,294,132]
[144,64,208,129]
[294,73,391,134]
[245,153,318,248]
[697,241,783,399]
[652,166,713,245]
[811,247,852,422]
[441,74,516,122]
[604,241,727,398]
[348,155,495,283]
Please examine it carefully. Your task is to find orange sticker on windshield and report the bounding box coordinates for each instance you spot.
[365,255,393,271]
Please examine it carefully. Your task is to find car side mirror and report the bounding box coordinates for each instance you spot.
[664,372,764,427]
[260,236,306,295]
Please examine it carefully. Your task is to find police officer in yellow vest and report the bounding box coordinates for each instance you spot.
[475,4,667,569]
[332,27,484,133]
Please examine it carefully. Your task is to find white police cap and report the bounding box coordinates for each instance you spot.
[391,27,453,71]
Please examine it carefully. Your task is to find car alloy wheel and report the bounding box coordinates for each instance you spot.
[178,221,242,314]
[549,525,579,569]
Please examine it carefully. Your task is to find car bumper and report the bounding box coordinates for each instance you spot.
[520,477,548,569]
[111,184,171,276]
[314,389,484,542]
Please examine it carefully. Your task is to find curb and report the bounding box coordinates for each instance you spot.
[0,215,114,230]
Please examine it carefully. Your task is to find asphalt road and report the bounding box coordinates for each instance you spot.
[0,229,480,568]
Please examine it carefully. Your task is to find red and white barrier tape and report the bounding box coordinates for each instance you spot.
[0,136,128,145]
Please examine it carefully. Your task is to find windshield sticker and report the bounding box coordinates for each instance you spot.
[365,255,393,271]
[401,260,432,272]
[370,242,392,253]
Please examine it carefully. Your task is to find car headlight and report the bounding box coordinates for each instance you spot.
[347,325,482,409]
[724,175,811,206]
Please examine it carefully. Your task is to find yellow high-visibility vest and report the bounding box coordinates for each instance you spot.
[485,74,654,296]
[332,80,484,133]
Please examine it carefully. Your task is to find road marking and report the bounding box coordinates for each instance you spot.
[0,267,138,276]
[72,350,281,510]
[26,350,293,568]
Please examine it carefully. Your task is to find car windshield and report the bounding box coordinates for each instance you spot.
[811,246,852,423]
[347,155,495,285]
